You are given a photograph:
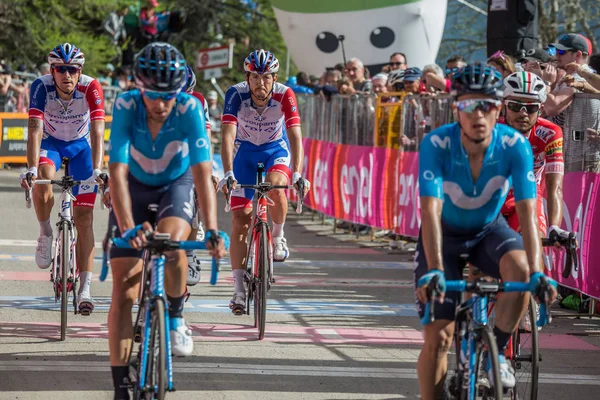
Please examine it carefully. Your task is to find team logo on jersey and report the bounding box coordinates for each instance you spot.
[92,89,102,106]
[545,138,562,155]
[535,126,556,142]
[443,176,509,210]
[115,97,136,110]
[196,138,208,149]
[430,135,450,149]
[177,98,197,114]
[527,171,536,182]
[422,170,435,180]
[291,106,297,112]
[501,134,526,149]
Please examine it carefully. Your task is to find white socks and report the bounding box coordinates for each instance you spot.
[79,271,93,296]
[39,218,52,236]
[233,269,245,294]
[272,222,284,238]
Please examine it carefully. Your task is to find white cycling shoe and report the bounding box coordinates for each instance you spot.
[272,236,289,262]
[229,292,246,315]
[487,354,516,389]
[170,317,193,356]
[186,253,201,286]
[77,292,95,316]
[35,234,53,269]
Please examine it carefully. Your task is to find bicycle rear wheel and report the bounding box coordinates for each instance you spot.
[511,295,539,400]
[473,326,503,399]
[256,223,269,340]
[145,298,167,400]
[60,221,71,341]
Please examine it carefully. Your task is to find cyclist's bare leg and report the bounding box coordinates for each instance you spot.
[108,257,143,366]
[495,249,530,333]
[73,207,94,274]
[157,217,192,298]
[418,319,455,400]
[32,164,56,223]
[266,171,288,224]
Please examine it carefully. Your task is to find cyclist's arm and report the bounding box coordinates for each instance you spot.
[282,88,303,175]
[86,80,106,170]
[511,136,542,274]
[221,86,241,173]
[26,78,47,170]
[418,134,445,272]
[109,162,135,232]
[545,173,563,228]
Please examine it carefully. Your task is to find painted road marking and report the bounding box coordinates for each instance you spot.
[0,360,598,385]
[0,296,418,316]
[0,271,413,288]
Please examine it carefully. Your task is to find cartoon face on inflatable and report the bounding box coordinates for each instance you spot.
[271,0,448,76]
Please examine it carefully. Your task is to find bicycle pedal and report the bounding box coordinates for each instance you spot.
[78,302,94,316]
[231,305,245,316]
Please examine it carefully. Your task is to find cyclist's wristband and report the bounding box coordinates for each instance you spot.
[27,167,38,177]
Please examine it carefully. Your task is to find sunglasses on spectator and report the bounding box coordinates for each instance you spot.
[52,65,81,74]
[505,100,541,114]
[455,99,501,113]
[445,67,460,75]
[143,90,178,101]
[557,49,578,55]
[390,62,405,66]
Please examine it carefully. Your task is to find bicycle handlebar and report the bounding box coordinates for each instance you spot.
[24,176,107,209]
[224,178,304,214]
[541,232,578,279]
[421,276,554,328]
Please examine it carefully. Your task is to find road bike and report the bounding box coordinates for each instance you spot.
[24,157,105,341]
[225,162,304,340]
[422,274,555,400]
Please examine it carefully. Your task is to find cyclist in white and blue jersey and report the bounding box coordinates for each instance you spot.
[413,63,558,399]
[106,43,225,400]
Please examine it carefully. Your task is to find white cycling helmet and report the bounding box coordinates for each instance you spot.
[503,71,547,103]
[388,69,405,87]
[48,43,85,66]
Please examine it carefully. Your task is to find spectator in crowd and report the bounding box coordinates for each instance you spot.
[532,33,594,127]
[337,77,356,95]
[564,59,600,93]
[39,62,51,76]
[487,50,517,78]
[402,67,423,95]
[422,64,445,93]
[371,73,389,94]
[206,90,222,137]
[385,52,408,73]
[113,66,136,91]
[140,0,160,45]
[0,63,12,112]
[286,75,314,94]
[345,58,372,93]
[103,5,128,46]
[423,55,467,93]
[98,63,115,87]
[325,68,342,85]
[333,63,345,75]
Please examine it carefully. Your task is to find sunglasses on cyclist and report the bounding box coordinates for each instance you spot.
[455,99,501,114]
[505,100,541,114]
[52,65,81,75]
[143,90,178,101]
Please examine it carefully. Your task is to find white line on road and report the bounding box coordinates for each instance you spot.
[0,360,599,384]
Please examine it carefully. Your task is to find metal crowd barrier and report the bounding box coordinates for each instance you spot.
[561,93,600,172]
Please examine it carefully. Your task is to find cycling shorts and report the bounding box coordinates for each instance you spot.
[413,214,524,321]
[230,137,292,210]
[108,170,195,259]
[39,135,97,208]
[501,187,547,234]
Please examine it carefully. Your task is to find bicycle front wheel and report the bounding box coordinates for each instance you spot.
[473,326,503,399]
[145,298,167,400]
[257,223,269,340]
[511,295,539,400]
[60,221,71,341]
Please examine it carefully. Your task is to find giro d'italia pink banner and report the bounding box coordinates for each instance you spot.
[302,138,600,299]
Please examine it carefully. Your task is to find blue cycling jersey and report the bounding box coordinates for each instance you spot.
[109,90,211,187]
[419,122,537,231]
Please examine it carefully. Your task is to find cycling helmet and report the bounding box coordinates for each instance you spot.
[244,49,279,74]
[388,69,405,87]
[133,42,187,93]
[48,43,85,66]
[503,71,547,103]
[183,65,197,94]
[451,62,503,98]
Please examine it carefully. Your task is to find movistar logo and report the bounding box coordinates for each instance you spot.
[177,98,197,114]
[115,97,136,110]
[501,134,526,149]
[430,135,451,149]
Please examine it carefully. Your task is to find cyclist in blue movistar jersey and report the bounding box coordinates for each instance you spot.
[106,42,225,400]
[414,63,557,399]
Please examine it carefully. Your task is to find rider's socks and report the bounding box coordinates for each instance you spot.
[167,294,185,318]
[80,271,92,293]
[233,269,245,293]
[493,326,511,352]
[111,365,130,400]
[39,218,52,236]
[272,222,284,238]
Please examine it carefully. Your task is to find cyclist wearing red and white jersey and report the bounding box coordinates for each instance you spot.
[19,43,106,314]
[500,72,568,244]
[218,50,310,314]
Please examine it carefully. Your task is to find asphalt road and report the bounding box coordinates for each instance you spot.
[0,169,598,399]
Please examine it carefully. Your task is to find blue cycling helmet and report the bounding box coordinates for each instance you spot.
[133,42,187,93]
[183,65,197,94]
[244,49,280,74]
[451,62,503,98]
[48,43,85,66]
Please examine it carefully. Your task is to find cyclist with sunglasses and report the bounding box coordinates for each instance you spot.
[107,42,226,400]
[414,63,557,399]
[19,43,106,315]
[218,49,310,315]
